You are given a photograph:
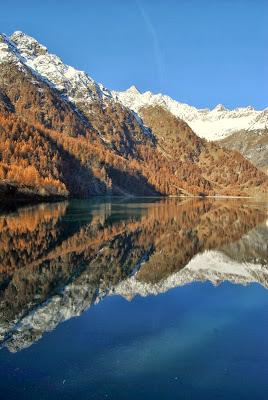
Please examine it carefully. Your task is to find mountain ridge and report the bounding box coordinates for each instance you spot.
[0,31,267,200]
[113,86,268,141]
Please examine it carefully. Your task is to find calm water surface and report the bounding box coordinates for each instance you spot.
[0,198,268,399]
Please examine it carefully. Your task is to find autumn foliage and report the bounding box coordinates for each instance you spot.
[0,62,267,199]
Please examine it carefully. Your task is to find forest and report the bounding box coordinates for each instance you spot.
[0,61,267,201]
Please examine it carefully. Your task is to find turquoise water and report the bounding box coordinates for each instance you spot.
[0,198,268,399]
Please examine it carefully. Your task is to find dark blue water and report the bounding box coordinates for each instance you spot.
[0,198,267,399]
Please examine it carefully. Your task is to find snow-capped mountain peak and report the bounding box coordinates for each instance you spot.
[113,87,267,140]
[213,104,228,112]
[10,31,48,58]
[126,85,141,94]
[0,33,24,64]
[0,31,113,106]
[1,31,267,142]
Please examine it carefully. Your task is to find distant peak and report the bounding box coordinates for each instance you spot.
[10,31,36,43]
[213,104,227,112]
[11,30,25,37]
[10,31,47,57]
[126,85,140,94]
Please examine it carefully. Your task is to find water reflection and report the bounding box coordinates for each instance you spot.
[0,198,267,352]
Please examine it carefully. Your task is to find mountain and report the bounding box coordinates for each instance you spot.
[0,31,267,200]
[113,87,268,170]
[216,129,268,173]
[113,86,268,141]
[0,32,160,199]
[0,198,267,352]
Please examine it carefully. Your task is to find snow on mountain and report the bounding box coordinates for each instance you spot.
[0,33,26,64]
[1,31,267,142]
[112,86,268,140]
[0,31,154,139]
[0,31,113,107]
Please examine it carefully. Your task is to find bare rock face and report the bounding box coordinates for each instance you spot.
[217,129,268,172]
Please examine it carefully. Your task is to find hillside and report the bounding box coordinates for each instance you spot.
[0,31,267,200]
[113,86,268,140]
[114,86,268,171]
[139,106,268,196]
[217,129,268,173]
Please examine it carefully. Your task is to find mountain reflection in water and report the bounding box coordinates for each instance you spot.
[0,198,267,353]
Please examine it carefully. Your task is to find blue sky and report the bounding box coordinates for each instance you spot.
[1,0,267,109]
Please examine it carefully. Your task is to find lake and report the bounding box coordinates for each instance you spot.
[0,198,268,399]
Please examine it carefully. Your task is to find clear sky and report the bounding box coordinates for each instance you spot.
[1,0,267,109]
